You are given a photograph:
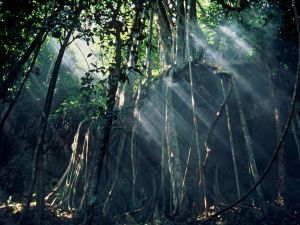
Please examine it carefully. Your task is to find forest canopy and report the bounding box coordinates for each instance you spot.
[0,0,300,224]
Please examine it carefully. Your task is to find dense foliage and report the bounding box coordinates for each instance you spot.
[0,0,300,225]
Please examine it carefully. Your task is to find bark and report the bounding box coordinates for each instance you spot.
[37,27,74,224]
[221,77,240,199]
[175,0,186,65]
[180,147,191,208]
[164,69,183,215]
[263,50,286,206]
[232,80,264,199]
[197,2,300,222]
[118,0,145,109]
[156,1,183,214]
[0,32,47,132]
[0,30,46,101]
[130,75,142,202]
[185,4,206,213]
[213,164,227,205]
[156,0,173,68]
[291,119,300,161]
[160,80,169,214]
[130,4,155,201]
[102,121,127,216]
[188,0,204,60]
[19,14,79,225]
[145,6,154,79]
[120,1,145,202]
[268,75,286,207]
[129,39,141,202]
[203,76,233,215]
[84,3,123,222]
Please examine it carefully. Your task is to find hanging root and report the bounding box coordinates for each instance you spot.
[46,117,98,211]
[203,76,233,172]
[191,3,300,223]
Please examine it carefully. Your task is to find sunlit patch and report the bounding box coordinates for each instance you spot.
[0,202,23,214]
[219,26,252,54]
[54,208,75,219]
[118,88,125,108]
[30,201,36,207]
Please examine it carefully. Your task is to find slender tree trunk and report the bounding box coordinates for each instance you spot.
[36,26,76,224]
[264,55,287,207]
[291,119,300,161]
[221,77,241,199]
[19,22,77,225]
[131,75,142,202]
[130,4,155,201]
[164,70,183,215]
[158,77,170,215]
[119,0,145,109]
[85,16,123,224]
[156,1,181,215]
[145,7,153,80]
[0,30,46,100]
[102,120,127,216]
[185,7,205,213]
[0,32,47,132]
[122,1,145,202]
[276,113,286,207]
[156,0,173,69]
[232,79,264,199]
[175,0,186,65]
[188,0,204,60]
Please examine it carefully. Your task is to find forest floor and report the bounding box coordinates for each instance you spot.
[193,202,300,225]
[0,200,300,225]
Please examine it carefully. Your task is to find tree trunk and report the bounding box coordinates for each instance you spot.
[19,22,77,225]
[131,75,142,202]
[291,119,300,161]
[0,32,47,132]
[156,1,183,215]
[119,0,145,109]
[145,6,154,80]
[84,13,123,224]
[188,0,204,60]
[268,75,286,207]
[233,79,264,199]
[159,78,170,215]
[175,0,186,65]
[0,30,46,100]
[164,70,183,215]
[186,3,207,213]
[221,77,241,199]
[129,40,141,202]
[156,0,173,68]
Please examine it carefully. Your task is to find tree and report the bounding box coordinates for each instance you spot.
[0,0,299,224]
[19,2,84,224]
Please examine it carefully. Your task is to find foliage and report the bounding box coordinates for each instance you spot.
[0,0,299,224]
